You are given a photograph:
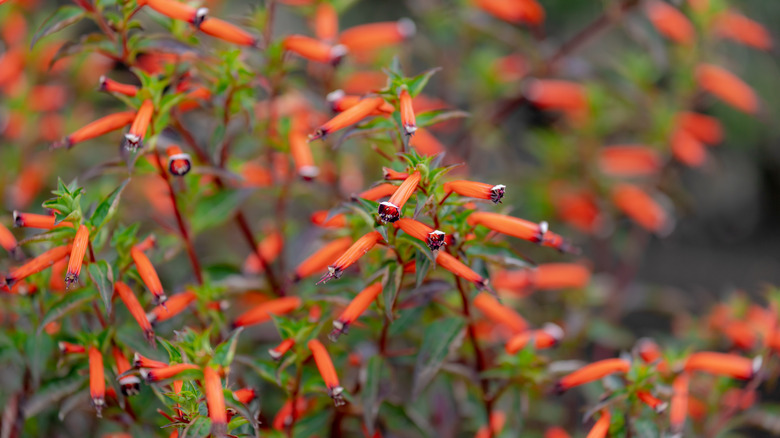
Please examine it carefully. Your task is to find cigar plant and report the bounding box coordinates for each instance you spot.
[0,0,778,437]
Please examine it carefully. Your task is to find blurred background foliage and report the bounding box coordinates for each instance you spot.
[1,0,780,436]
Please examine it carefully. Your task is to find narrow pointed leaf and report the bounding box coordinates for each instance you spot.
[87,260,114,315]
[32,6,85,48]
[412,317,466,400]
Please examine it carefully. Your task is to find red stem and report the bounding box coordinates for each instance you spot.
[153,149,204,285]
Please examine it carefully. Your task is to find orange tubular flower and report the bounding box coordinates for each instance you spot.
[307,339,345,406]
[0,222,16,255]
[99,76,138,97]
[394,218,446,251]
[283,35,347,65]
[131,247,167,306]
[112,347,141,396]
[505,323,563,353]
[330,282,383,340]
[586,410,611,438]
[683,352,759,379]
[611,184,669,234]
[233,296,302,328]
[525,79,587,113]
[133,353,167,369]
[467,212,576,253]
[473,292,528,333]
[273,397,309,430]
[0,48,24,88]
[545,427,571,438]
[147,291,196,324]
[203,366,227,437]
[636,338,668,371]
[473,0,545,25]
[671,128,706,167]
[554,358,631,394]
[53,111,136,149]
[494,263,591,294]
[318,231,384,283]
[311,96,384,140]
[115,281,155,342]
[475,411,506,438]
[436,251,489,290]
[676,112,722,145]
[597,146,662,177]
[670,373,689,435]
[64,225,89,289]
[166,145,192,176]
[310,210,347,228]
[13,211,66,229]
[199,17,259,46]
[233,387,256,404]
[696,64,759,114]
[327,91,395,114]
[134,234,157,253]
[178,86,212,112]
[138,0,208,26]
[714,11,772,50]
[269,338,295,360]
[125,99,154,149]
[378,171,421,223]
[313,3,338,41]
[355,183,398,201]
[293,237,353,281]
[290,123,319,180]
[645,1,694,45]
[338,18,416,53]
[5,244,71,287]
[383,167,409,181]
[308,304,322,322]
[399,89,416,135]
[88,347,106,417]
[141,363,199,382]
[443,180,506,204]
[637,390,667,413]
[59,341,86,355]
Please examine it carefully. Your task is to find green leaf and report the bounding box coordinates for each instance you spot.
[89,179,130,231]
[382,265,403,321]
[415,109,470,129]
[293,409,332,438]
[191,189,252,234]
[87,261,114,314]
[412,317,466,400]
[362,355,383,435]
[38,289,97,334]
[15,227,74,246]
[389,305,425,337]
[31,6,85,48]
[22,373,87,419]
[186,416,212,438]
[407,67,442,97]
[414,249,431,288]
[156,337,184,364]
[211,327,243,369]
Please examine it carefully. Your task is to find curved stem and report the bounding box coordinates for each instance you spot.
[153,150,204,285]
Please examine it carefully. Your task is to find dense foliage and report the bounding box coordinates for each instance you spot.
[1,0,779,437]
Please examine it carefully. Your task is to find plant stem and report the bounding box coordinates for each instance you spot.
[171,116,283,294]
[287,364,303,438]
[153,150,204,285]
[546,0,640,71]
[454,276,493,436]
[235,211,284,295]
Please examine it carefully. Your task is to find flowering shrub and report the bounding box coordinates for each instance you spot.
[0,0,778,437]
